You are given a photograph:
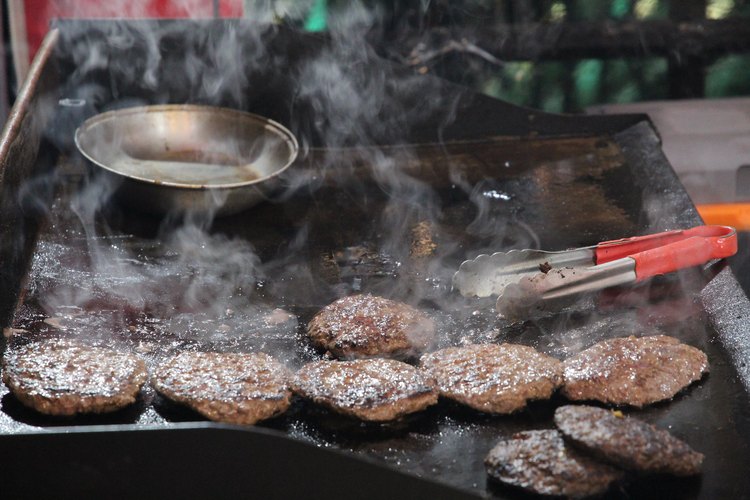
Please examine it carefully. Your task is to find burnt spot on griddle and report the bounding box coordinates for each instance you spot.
[409,221,437,258]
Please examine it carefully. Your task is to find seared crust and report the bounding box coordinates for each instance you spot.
[292,358,438,422]
[2,339,147,416]
[420,343,563,414]
[554,405,704,476]
[562,335,708,407]
[485,429,623,497]
[152,351,292,425]
[306,294,435,359]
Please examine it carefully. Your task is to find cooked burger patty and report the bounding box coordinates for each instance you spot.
[307,294,435,359]
[562,335,708,407]
[554,405,704,476]
[292,358,438,422]
[485,429,623,497]
[2,339,147,416]
[152,351,292,425]
[420,343,563,414]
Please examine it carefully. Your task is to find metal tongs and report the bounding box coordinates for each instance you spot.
[453,225,738,318]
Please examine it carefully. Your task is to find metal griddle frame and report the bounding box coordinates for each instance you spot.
[1,20,750,499]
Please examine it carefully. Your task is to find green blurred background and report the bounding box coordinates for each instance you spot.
[296,0,750,113]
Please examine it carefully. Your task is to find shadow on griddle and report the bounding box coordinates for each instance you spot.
[596,265,722,320]
[0,391,150,427]
[150,392,305,428]
[290,396,570,448]
[97,199,250,242]
[486,472,702,500]
[150,393,210,423]
[294,402,442,441]
[486,476,569,500]
[435,396,560,428]
[95,200,165,240]
[619,472,702,500]
[485,476,625,500]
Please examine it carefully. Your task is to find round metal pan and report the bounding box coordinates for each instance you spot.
[74,104,299,217]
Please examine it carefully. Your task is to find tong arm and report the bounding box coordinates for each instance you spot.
[594,225,736,265]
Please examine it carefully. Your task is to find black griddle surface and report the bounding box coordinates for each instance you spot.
[3,135,750,499]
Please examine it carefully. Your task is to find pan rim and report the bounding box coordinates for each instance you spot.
[74,103,300,190]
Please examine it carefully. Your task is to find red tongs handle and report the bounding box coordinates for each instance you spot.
[594,225,737,281]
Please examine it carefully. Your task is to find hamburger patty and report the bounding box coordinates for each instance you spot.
[554,405,704,476]
[152,351,292,425]
[306,294,435,359]
[292,358,438,422]
[420,343,563,414]
[2,339,147,416]
[485,429,623,497]
[562,335,708,407]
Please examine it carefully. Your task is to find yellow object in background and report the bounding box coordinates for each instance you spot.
[697,204,750,231]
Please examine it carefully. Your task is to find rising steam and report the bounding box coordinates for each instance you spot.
[23,0,531,360]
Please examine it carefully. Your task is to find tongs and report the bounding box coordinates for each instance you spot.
[453,225,738,318]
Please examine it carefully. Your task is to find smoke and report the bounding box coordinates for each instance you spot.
[34,1,280,339]
[22,0,534,363]
[283,3,473,312]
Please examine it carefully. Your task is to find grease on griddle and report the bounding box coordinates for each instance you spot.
[334,247,400,278]
[322,246,401,292]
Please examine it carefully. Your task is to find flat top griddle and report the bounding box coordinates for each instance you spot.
[1,20,750,500]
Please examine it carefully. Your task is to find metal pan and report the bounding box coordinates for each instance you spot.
[74,104,299,217]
